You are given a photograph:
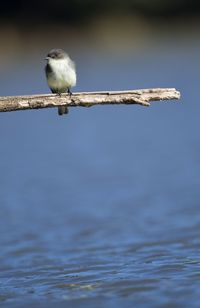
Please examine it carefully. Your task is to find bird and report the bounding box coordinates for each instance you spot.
[45,49,76,115]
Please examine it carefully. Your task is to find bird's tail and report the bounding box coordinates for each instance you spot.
[58,106,69,116]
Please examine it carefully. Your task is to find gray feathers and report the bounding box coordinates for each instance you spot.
[45,49,76,116]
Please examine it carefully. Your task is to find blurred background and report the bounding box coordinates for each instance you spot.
[0,1,200,307]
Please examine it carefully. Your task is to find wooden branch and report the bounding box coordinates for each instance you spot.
[0,88,180,113]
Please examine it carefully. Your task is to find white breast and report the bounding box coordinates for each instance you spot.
[48,58,76,91]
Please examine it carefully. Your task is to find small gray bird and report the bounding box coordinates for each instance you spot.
[45,49,76,115]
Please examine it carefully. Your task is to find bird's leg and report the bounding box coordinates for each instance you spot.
[68,88,72,97]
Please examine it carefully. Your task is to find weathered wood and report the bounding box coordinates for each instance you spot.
[0,88,180,113]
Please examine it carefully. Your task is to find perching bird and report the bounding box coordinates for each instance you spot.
[45,49,76,115]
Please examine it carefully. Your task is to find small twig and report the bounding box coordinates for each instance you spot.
[0,88,180,113]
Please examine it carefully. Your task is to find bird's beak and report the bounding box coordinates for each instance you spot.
[45,57,50,60]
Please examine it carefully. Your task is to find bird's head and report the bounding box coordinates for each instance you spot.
[45,49,68,62]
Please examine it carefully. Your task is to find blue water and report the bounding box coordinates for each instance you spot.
[0,42,200,307]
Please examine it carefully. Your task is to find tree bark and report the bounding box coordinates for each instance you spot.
[0,88,180,113]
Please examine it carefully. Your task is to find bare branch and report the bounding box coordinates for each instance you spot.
[0,88,180,113]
